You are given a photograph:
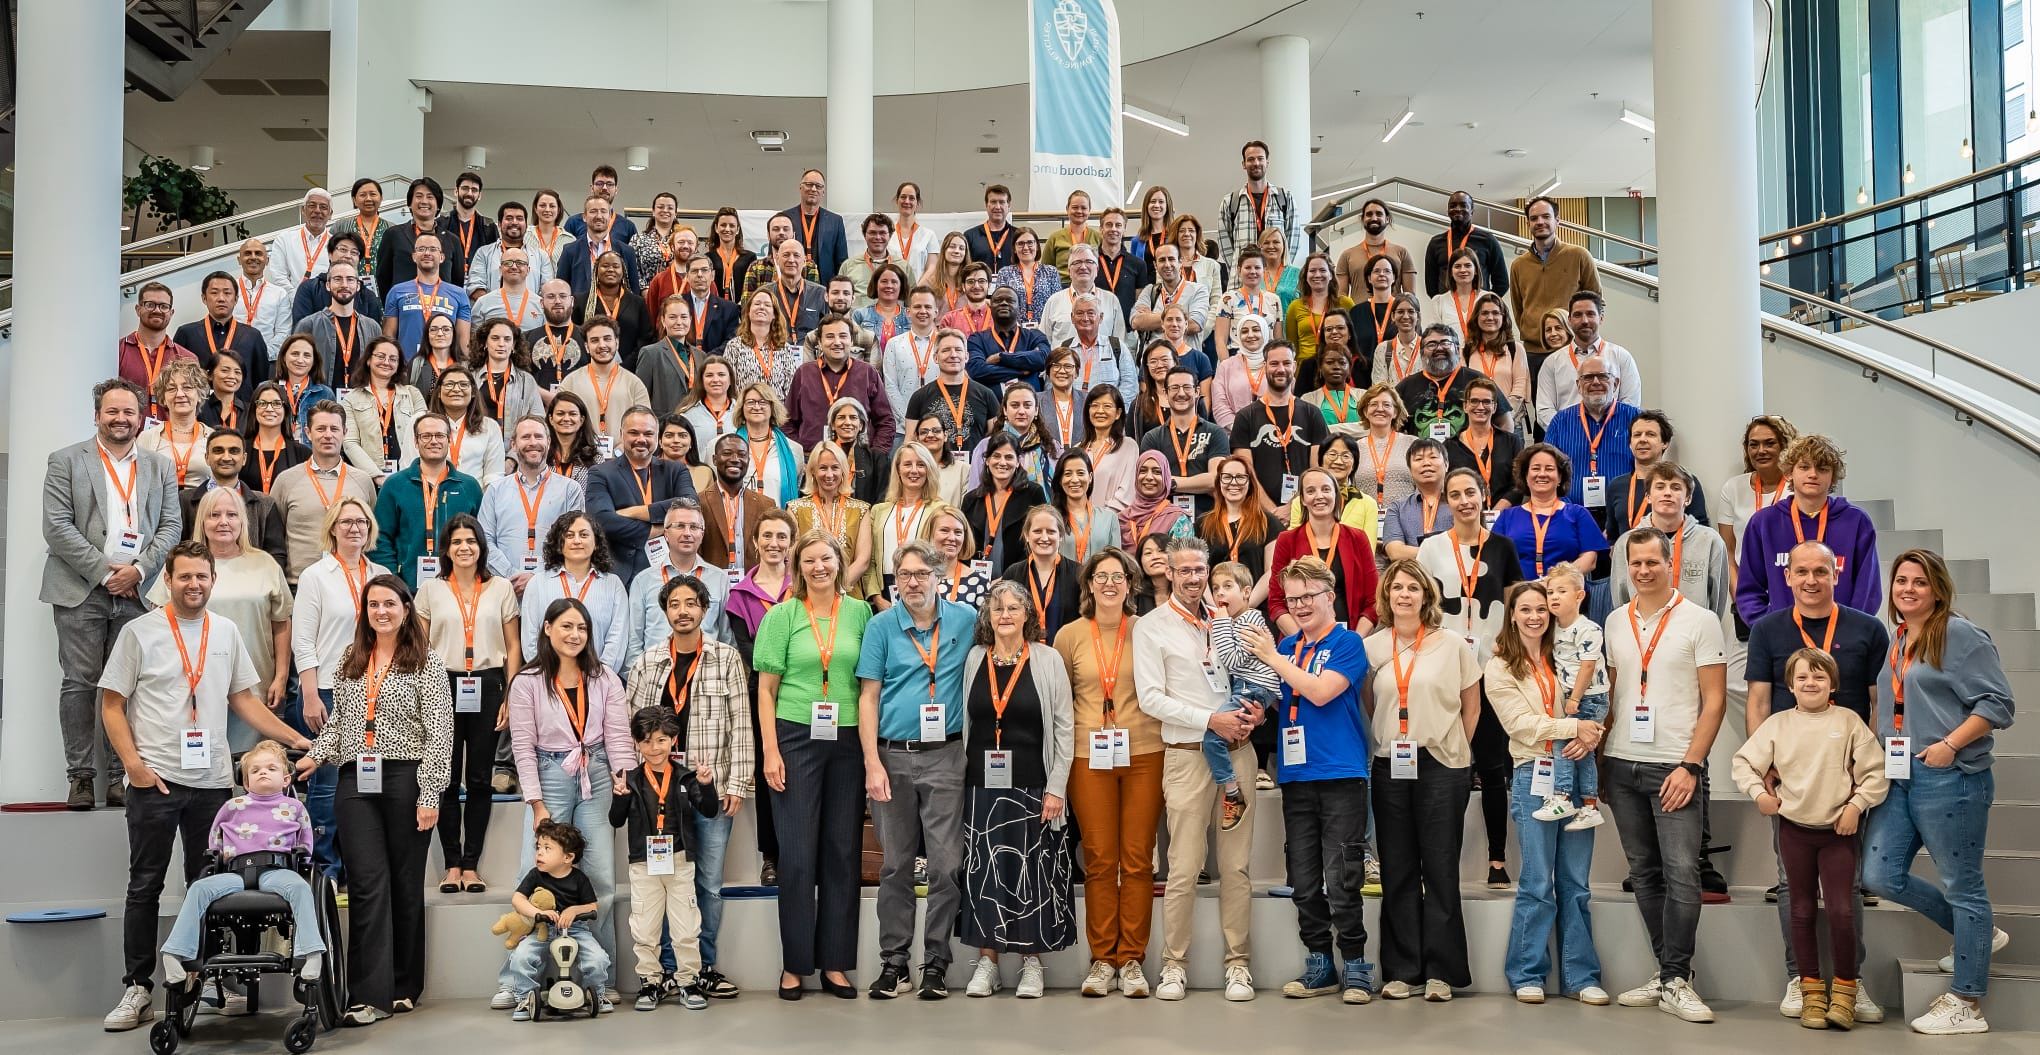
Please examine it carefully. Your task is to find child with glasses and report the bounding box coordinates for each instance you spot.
[1206,561,1280,831]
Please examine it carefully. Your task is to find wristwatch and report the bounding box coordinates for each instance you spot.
[1677,761,1705,779]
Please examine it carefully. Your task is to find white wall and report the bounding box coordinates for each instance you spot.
[1846,284,2040,424]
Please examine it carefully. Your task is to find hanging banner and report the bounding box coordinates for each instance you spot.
[1028,0,1123,212]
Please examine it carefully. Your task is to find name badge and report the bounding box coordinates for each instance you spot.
[335,387,352,403]
[748,474,766,493]
[1202,662,1227,695]
[416,555,439,580]
[919,702,946,742]
[1531,756,1556,798]
[645,537,669,569]
[1390,738,1419,780]
[1581,475,1606,508]
[1280,473,1299,504]
[356,753,383,794]
[811,700,838,741]
[1173,495,1197,516]
[1111,727,1130,767]
[1281,725,1307,767]
[1630,702,1655,743]
[181,727,212,770]
[521,551,542,572]
[145,416,163,432]
[1482,509,1498,529]
[984,749,1014,788]
[381,458,398,476]
[1428,420,1451,442]
[455,676,483,713]
[114,530,144,558]
[1885,736,1912,780]
[646,834,676,876]
[1089,730,1115,770]
[596,434,615,460]
[969,559,994,580]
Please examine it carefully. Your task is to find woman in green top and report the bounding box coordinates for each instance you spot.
[754,529,874,1000]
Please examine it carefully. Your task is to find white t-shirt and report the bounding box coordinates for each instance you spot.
[98,610,262,789]
[1603,593,1727,764]
[1714,470,1789,551]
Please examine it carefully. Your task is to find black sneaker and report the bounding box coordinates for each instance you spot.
[760,858,778,887]
[869,963,913,999]
[1486,865,1511,889]
[1764,884,1781,903]
[635,982,662,1011]
[918,965,949,1000]
[697,968,740,999]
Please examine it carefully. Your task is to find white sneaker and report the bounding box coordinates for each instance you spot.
[1015,956,1045,999]
[1564,805,1605,831]
[1155,964,1187,1001]
[1531,796,1576,822]
[1576,985,1610,1006]
[1910,992,1989,1035]
[1424,978,1453,1002]
[1082,959,1116,997]
[1938,927,2010,973]
[966,956,1001,998]
[489,987,517,1010]
[103,985,154,1032]
[1615,977,1662,1007]
[1657,977,1714,1023]
[1224,964,1255,1002]
[1854,983,1884,1024]
[1515,985,1546,1003]
[1118,961,1151,998]
[1380,980,1415,1000]
[1778,977,1803,1017]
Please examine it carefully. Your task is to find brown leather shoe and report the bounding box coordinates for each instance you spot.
[67,775,95,811]
[105,781,126,809]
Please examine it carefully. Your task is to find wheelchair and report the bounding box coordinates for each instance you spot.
[148,850,346,1051]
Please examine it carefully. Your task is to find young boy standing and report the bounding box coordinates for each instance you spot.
[1535,563,1609,830]
[611,708,723,1011]
[502,819,612,1019]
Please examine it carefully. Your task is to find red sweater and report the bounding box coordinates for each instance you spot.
[1267,522,1380,630]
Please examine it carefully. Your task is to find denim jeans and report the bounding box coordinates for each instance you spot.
[1601,756,1704,982]
[1505,762,1601,992]
[498,922,613,997]
[1279,777,1372,963]
[1863,763,1996,999]
[162,869,328,961]
[1203,682,1278,787]
[1550,693,1607,800]
[660,811,734,974]
[521,748,616,955]
[300,689,342,882]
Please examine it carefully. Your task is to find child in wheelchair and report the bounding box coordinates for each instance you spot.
[158,741,327,988]
[502,819,613,1019]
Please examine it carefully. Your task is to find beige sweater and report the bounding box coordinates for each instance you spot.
[1731,705,1889,828]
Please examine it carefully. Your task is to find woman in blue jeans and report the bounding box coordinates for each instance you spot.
[1867,549,2016,1036]
[1484,580,1609,1004]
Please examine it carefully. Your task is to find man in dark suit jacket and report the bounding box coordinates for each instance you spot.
[179,429,290,569]
[671,255,741,353]
[585,406,701,581]
[43,379,183,808]
[966,287,1051,387]
[774,169,849,283]
[556,195,641,297]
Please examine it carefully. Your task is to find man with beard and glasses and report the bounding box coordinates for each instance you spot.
[469,199,554,295]
[1394,324,1509,444]
[1337,199,1415,297]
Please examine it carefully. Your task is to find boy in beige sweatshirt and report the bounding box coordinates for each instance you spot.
[1733,647,1888,1031]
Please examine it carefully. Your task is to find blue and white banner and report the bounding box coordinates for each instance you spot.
[1028,0,1123,212]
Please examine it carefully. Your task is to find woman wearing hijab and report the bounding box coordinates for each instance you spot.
[1116,450,1195,546]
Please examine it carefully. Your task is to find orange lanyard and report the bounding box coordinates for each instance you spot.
[1365,432,1392,500]
[588,365,618,433]
[593,288,622,321]
[166,609,212,717]
[891,501,924,552]
[981,223,1013,261]
[1021,267,1036,311]
[1526,500,1561,576]
[1288,631,1329,723]
[644,761,675,834]
[813,493,849,539]
[1053,392,1075,448]
[237,279,267,325]
[936,380,970,442]
[981,489,1013,558]
[1464,428,1494,490]
[1247,189,1270,232]
[504,287,531,328]
[203,318,241,363]
[135,334,169,414]
[1794,607,1839,653]
[907,621,943,704]
[333,314,360,377]
[665,641,704,717]
[456,215,478,261]
[1324,386,1358,423]
[420,465,447,553]
[1369,300,1392,352]
[98,444,138,524]
[797,209,820,256]
[1391,625,1426,735]
[630,464,655,508]
[1309,521,1341,568]
[773,281,802,332]
[450,577,482,671]
[1428,367,1463,408]
[337,555,367,614]
[516,472,550,555]
[716,247,740,292]
[543,324,572,365]
[299,228,330,280]
[804,595,844,697]
[449,421,469,468]
[165,421,203,486]
[1752,474,1787,514]
[987,650,1030,748]
[1532,657,1559,751]
[1790,500,1830,546]
[689,297,708,344]
[255,440,285,492]
[1450,530,1487,633]
[362,654,392,749]
[1069,504,1094,558]
[1101,253,1126,290]
[1168,423,1198,475]
[1170,597,1210,634]
[746,429,774,487]
[897,221,919,262]
[1888,626,1914,732]
[559,570,595,601]
[1027,557,1061,630]
[372,384,395,440]
[306,462,350,510]
[1577,402,1612,475]
[358,214,381,255]
[1089,617,1131,722]
[818,362,850,407]
[555,678,588,742]
[414,278,441,316]
[907,333,935,378]
[1242,361,1264,400]
[720,488,746,554]
[1451,290,1475,337]
[1626,593,1684,701]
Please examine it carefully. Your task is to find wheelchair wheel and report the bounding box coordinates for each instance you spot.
[148,1020,179,1055]
[284,1017,316,1054]
[314,875,348,1030]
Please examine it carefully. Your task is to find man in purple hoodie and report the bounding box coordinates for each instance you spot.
[1733,433,1880,622]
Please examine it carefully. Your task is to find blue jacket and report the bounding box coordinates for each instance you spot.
[773,205,849,283]
[966,326,1051,388]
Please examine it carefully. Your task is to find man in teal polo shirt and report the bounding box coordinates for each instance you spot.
[368,413,482,587]
[855,540,979,1000]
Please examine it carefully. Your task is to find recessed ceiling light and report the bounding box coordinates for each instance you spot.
[751,130,788,147]
[1502,148,1528,158]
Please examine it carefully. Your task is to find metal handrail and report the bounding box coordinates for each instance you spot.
[1307,176,1656,256]
[1762,150,2040,243]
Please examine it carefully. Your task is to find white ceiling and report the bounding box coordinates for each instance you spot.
[122,0,1661,215]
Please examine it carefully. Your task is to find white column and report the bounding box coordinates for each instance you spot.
[826,0,875,218]
[1653,0,1762,490]
[327,0,425,189]
[2,0,124,801]
[1258,36,1312,208]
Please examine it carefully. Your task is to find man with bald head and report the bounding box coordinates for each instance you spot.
[380,229,474,361]
[773,168,848,284]
[742,213,819,299]
[1540,351,1639,509]
[524,279,585,389]
[762,237,827,342]
[233,238,294,374]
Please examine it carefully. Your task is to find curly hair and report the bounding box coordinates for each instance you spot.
[974,578,1042,646]
[543,511,613,574]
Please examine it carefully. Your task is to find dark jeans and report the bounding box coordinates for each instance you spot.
[767,719,862,976]
[1372,751,1472,986]
[1779,820,1863,981]
[1280,776,1372,962]
[436,668,506,871]
[1602,756,1705,982]
[1471,692,1513,862]
[123,780,232,988]
[336,760,431,1011]
[748,671,779,862]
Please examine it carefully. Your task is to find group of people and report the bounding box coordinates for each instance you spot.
[67,145,2012,1037]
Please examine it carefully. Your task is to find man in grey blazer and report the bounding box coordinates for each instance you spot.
[43,379,183,809]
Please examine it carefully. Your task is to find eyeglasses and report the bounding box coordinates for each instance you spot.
[139,302,173,312]
[1579,372,1612,383]
[254,399,286,409]
[1465,398,1496,408]
[896,569,935,582]
[336,518,371,529]
[800,181,826,191]
[1090,572,1128,585]
[1288,589,1334,606]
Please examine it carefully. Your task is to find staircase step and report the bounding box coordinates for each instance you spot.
[1989,630,2040,671]
[1912,851,2040,902]
[1900,958,2040,1030]
[1855,498,1897,530]
[1997,754,2040,798]
[1880,528,1944,554]
[1963,592,2038,633]
[1882,557,1991,595]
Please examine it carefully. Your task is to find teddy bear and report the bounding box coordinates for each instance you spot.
[489,887,555,949]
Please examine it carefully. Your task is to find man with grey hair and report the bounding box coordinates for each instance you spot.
[1394,323,1511,444]
[855,540,981,999]
[1041,243,1128,349]
[267,187,334,288]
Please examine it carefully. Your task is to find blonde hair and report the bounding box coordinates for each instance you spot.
[155,358,209,405]
[1210,560,1255,592]
[1784,647,1841,689]
[191,485,253,551]
[789,530,847,599]
[1541,561,1586,590]
[239,739,291,784]
[803,440,851,498]
[321,495,380,553]
[884,442,939,504]
[917,501,976,561]
[1359,381,1407,428]
[736,381,788,429]
[1781,433,1847,487]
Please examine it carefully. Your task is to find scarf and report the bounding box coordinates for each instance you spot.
[1119,449,1189,544]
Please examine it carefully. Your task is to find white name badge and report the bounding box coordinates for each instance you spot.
[356,753,383,794]
[1173,495,1197,516]
[455,676,483,713]
[984,749,1014,788]
[1483,509,1499,528]
[1089,730,1115,770]
[726,560,742,579]
[1202,662,1227,695]
[521,551,541,572]
[1581,475,1606,508]
[596,434,615,460]
[810,700,838,741]
[969,559,994,580]
[646,835,676,876]
[416,555,439,580]
[181,727,212,770]
[1885,736,1913,780]
[645,537,669,569]
[335,388,352,402]
[1281,725,1308,767]
[1111,727,1131,767]
[1531,756,1556,798]
[145,416,163,432]
[114,530,144,558]
[1280,473,1299,504]
[1428,420,1451,442]
[919,702,946,742]
[1390,738,1419,780]
[1630,702,1655,743]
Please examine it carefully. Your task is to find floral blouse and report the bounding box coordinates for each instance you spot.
[307,648,456,804]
